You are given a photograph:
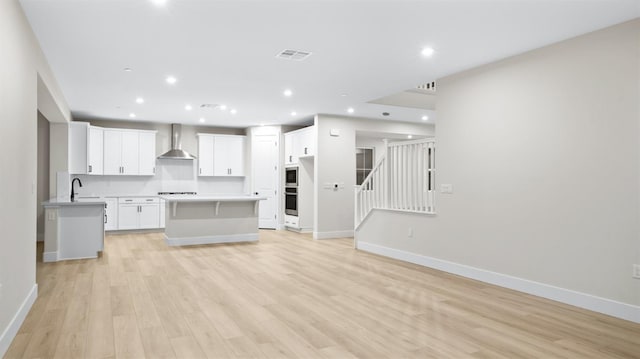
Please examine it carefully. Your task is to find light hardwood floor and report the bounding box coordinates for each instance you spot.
[5,230,640,358]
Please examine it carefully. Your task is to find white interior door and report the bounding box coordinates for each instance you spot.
[252,134,279,229]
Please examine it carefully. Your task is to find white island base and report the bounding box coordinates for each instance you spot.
[161,195,266,246]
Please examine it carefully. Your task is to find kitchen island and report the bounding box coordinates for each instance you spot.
[42,199,105,262]
[159,194,266,246]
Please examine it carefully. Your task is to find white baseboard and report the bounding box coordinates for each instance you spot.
[42,251,57,262]
[0,284,38,357]
[164,233,259,246]
[357,241,640,324]
[313,230,354,240]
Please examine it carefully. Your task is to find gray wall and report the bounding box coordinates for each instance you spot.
[0,0,70,354]
[357,19,640,306]
[36,112,50,241]
[314,116,435,237]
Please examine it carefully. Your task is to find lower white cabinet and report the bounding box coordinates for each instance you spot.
[284,214,299,228]
[117,197,160,230]
[104,198,118,231]
[159,199,166,228]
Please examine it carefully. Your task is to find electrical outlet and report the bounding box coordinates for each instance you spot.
[440,184,453,194]
[408,228,413,238]
[633,264,640,279]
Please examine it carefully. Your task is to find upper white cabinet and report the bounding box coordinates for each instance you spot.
[284,132,295,165]
[138,131,157,175]
[284,126,315,165]
[88,127,104,175]
[197,134,215,176]
[104,129,156,176]
[69,122,104,175]
[214,135,245,176]
[197,134,245,177]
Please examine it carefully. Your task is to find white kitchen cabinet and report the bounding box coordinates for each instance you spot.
[159,199,166,228]
[104,198,118,231]
[298,127,315,158]
[198,134,245,177]
[69,122,89,174]
[139,204,160,229]
[69,123,105,175]
[88,127,104,175]
[197,134,215,176]
[213,135,245,176]
[103,130,122,175]
[104,129,156,176]
[117,203,139,230]
[284,126,315,165]
[284,132,295,165]
[138,131,156,175]
[117,197,160,230]
[121,131,140,175]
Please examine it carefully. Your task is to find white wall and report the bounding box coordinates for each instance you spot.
[357,20,640,311]
[0,0,70,355]
[314,116,435,238]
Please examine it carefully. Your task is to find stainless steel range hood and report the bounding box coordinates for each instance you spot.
[158,124,196,160]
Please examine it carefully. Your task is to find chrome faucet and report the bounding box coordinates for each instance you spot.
[71,177,82,202]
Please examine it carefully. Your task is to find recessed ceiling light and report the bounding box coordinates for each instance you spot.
[149,0,167,6]
[230,109,237,115]
[199,118,205,123]
[219,105,227,111]
[185,105,192,111]
[421,115,429,121]
[166,76,177,85]
[283,89,293,97]
[135,97,144,104]
[129,113,136,118]
[407,135,413,139]
[123,68,132,72]
[347,107,354,114]
[421,47,435,57]
[340,93,348,97]
[291,111,297,116]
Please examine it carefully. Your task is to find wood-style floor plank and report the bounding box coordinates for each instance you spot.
[6,230,640,358]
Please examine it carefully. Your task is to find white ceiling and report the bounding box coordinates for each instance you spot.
[20,0,640,128]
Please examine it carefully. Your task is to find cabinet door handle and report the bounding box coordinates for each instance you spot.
[289,155,292,162]
[199,168,202,174]
[153,167,155,174]
[88,165,92,173]
[304,147,308,155]
[104,214,107,224]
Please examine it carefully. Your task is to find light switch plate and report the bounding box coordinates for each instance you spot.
[330,129,340,137]
[440,184,453,194]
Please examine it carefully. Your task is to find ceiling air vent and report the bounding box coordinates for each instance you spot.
[416,81,437,92]
[276,49,312,61]
[200,104,219,109]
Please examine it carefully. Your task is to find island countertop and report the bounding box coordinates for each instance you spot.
[159,194,266,202]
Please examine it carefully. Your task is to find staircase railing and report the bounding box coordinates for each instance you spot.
[355,138,435,229]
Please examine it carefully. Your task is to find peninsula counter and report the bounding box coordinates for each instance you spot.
[159,194,266,246]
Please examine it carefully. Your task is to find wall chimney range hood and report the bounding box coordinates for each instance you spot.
[158,124,196,160]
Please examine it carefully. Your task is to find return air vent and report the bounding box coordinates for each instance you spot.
[200,104,220,109]
[416,81,437,92]
[276,49,312,61]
